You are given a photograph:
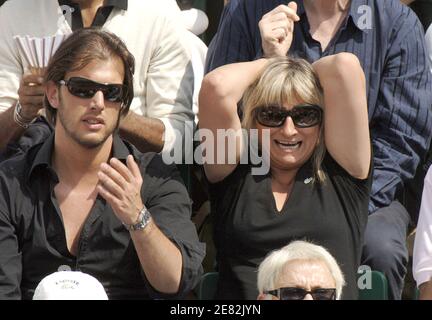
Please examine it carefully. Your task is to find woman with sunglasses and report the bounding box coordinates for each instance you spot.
[198,53,371,299]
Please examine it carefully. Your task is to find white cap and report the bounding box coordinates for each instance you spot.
[179,8,209,35]
[33,271,108,300]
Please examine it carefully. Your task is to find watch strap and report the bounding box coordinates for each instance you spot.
[123,206,152,231]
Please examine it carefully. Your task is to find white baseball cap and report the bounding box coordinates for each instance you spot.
[33,271,108,300]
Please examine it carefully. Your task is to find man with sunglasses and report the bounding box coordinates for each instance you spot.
[206,0,432,299]
[257,241,345,300]
[0,0,194,160]
[0,28,205,299]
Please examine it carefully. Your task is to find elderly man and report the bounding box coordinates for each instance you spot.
[257,241,345,300]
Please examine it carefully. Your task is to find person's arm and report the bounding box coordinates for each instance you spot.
[199,59,269,183]
[119,114,164,153]
[313,53,370,179]
[124,10,194,155]
[369,10,432,213]
[0,5,46,152]
[413,167,432,299]
[419,281,432,300]
[97,155,184,294]
[400,0,415,5]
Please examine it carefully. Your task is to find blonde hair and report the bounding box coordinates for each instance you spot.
[257,240,346,300]
[242,57,325,183]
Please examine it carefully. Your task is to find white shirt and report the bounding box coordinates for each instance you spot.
[425,25,432,73]
[0,0,195,154]
[414,166,432,286]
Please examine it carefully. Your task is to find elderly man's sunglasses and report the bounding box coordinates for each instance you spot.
[265,287,336,300]
[255,105,323,128]
[59,77,126,103]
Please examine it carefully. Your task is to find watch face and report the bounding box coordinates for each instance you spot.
[129,209,151,231]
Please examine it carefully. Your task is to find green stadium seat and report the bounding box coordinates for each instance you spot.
[197,272,218,300]
[358,270,389,300]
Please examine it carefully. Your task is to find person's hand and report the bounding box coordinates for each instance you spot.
[17,71,46,120]
[258,2,299,58]
[97,155,145,225]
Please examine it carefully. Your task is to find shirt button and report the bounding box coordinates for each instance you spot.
[57,265,72,272]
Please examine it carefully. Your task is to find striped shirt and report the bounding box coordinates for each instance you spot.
[206,0,432,214]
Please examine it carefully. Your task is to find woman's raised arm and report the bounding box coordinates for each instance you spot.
[313,53,371,179]
[198,59,268,183]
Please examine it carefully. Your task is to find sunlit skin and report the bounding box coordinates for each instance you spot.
[53,58,125,150]
[256,101,321,173]
[259,259,336,300]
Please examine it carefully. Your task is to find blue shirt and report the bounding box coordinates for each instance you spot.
[206,0,432,214]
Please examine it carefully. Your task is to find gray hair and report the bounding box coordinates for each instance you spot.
[257,240,345,299]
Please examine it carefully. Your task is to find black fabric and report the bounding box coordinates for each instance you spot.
[57,0,127,30]
[410,0,432,32]
[0,134,205,299]
[0,117,53,163]
[208,153,372,300]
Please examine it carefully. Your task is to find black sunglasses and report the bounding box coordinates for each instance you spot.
[255,105,323,128]
[59,77,126,103]
[265,287,336,300]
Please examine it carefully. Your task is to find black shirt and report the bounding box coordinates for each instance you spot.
[209,154,371,300]
[0,134,205,299]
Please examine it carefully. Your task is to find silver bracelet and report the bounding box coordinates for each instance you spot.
[13,101,34,129]
[122,206,152,231]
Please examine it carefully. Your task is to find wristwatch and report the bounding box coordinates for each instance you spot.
[123,206,152,231]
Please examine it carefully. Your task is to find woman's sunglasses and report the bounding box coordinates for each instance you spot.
[265,287,336,300]
[58,77,126,103]
[255,104,323,128]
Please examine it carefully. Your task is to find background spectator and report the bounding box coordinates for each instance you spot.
[257,241,345,300]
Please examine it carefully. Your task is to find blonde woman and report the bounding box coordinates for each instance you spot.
[199,53,371,299]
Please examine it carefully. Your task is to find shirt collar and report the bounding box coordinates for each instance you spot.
[295,0,370,33]
[57,0,128,11]
[27,133,130,182]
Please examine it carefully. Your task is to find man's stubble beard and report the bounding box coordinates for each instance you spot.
[56,92,121,149]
